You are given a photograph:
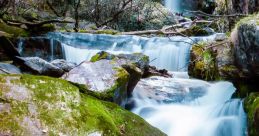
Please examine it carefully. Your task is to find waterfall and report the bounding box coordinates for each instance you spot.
[47,32,216,71]
[45,32,247,136]
[165,0,181,12]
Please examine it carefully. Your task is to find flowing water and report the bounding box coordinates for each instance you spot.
[18,32,247,136]
[46,32,217,71]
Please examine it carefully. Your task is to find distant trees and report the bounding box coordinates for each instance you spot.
[0,0,174,32]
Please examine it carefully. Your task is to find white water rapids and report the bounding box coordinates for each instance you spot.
[42,32,247,136]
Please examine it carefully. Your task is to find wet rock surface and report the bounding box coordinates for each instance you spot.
[0,63,21,74]
[15,57,64,77]
[50,59,76,72]
[132,76,208,103]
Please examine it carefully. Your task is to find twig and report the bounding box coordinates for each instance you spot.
[185,10,248,18]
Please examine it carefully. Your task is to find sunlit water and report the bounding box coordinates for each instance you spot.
[18,32,247,136]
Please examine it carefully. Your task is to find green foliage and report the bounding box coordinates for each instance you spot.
[245,93,259,136]
[190,42,219,80]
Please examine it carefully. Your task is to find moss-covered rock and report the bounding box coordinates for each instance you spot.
[188,40,241,81]
[188,42,219,80]
[231,13,259,78]
[0,21,29,37]
[90,51,116,62]
[62,60,130,106]
[0,74,165,136]
[182,26,209,36]
[244,93,259,136]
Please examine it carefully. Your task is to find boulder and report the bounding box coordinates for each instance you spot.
[50,59,76,72]
[62,59,130,106]
[0,74,165,136]
[15,57,64,77]
[130,76,208,104]
[117,53,150,71]
[0,63,21,74]
[231,14,259,78]
[188,40,241,81]
[91,51,150,72]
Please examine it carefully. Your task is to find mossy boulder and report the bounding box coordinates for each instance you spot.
[244,93,259,136]
[0,21,29,37]
[62,60,130,106]
[188,42,219,81]
[182,26,209,37]
[90,51,116,62]
[91,51,150,72]
[90,52,145,98]
[231,13,259,78]
[188,40,240,81]
[0,74,165,136]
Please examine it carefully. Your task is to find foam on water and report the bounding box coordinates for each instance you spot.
[132,76,247,136]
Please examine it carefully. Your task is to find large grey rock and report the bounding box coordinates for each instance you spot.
[117,53,150,71]
[91,51,149,72]
[0,63,21,74]
[232,22,259,77]
[131,76,208,103]
[16,57,64,77]
[62,59,130,106]
[50,59,76,72]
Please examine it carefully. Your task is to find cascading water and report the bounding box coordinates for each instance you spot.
[131,76,247,136]
[44,32,247,136]
[165,0,182,13]
[47,32,216,71]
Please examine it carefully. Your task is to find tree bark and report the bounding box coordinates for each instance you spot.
[73,0,80,32]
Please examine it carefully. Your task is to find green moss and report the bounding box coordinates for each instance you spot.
[79,29,90,33]
[245,93,259,136]
[90,52,116,62]
[0,22,29,37]
[234,13,259,29]
[190,43,219,81]
[78,67,129,103]
[182,26,209,36]
[90,52,108,62]
[96,30,118,35]
[0,74,165,136]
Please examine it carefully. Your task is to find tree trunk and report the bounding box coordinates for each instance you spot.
[73,0,80,32]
